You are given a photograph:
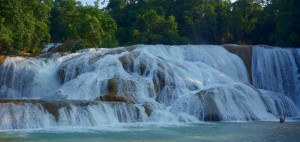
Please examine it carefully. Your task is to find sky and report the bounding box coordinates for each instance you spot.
[79,0,237,8]
[80,0,96,6]
[79,0,108,8]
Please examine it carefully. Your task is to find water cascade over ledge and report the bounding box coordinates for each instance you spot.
[0,45,299,130]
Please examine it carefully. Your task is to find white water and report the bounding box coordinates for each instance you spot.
[0,45,299,130]
[43,43,63,52]
[252,46,300,108]
[0,101,145,130]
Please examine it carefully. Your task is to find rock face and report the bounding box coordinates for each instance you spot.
[44,40,77,53]
[223,44,253,83]
[0,55,6,65]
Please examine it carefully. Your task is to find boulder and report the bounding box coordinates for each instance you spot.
[95,78,135,104]
[195,88,222,121]
[142,103,154,117]
[279,117,285,123]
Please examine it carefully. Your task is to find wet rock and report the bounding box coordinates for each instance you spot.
[58,68,66,83]
[95,78,136,104]
[195,88,221,121]
[223,44,253,83]
[142,103,154,117]
[279,117,285,123]
[57,54,88,83]
[51,40,76,53]
[89,45,137,64]
[119,51,140,74]
[0,55,6,65]
[107,79,118,96]
[194,85,271,121]
[97,95,134,104]
[0,99,91,122]
[37,52,70,58]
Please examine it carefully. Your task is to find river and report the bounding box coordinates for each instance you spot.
[1,120,300,142]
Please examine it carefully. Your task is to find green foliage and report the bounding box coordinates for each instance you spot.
[108,0,187,45]
[173,0,219,44]
[50,0,117,50]
[215,0,232,43]
[50,0,77,41]
[0,0,51,54]
[230,0,263,44]
[272,0,300,47]
[1,0,299,54]
[53,0,300,47]
[0,18,13,53]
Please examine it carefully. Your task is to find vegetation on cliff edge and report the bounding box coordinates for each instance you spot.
[0,0,299,55]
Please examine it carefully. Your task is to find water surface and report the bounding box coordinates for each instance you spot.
[1,121,299,142]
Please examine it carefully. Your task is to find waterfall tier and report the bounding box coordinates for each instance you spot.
[0,45,299,130]
[252,46,300,108]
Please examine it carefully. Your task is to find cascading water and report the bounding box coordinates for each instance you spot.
[252,46,300,108]
[0,45,298,130]
[0,100,145,130]
[0,57,63,99]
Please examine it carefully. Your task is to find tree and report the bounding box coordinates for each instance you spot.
[215,0,232,43]
[107,0,126,11]
[230,0,263,44]
[77,6,118,48]
[50,0,118,49]
[272,0,300,47]
[108,0,187,45]
[0,18,13,53]
[251,0,276,45]
[173,0,219,44]
[0,0,51,54]
[132,10,167,44]
[50,0,77,42]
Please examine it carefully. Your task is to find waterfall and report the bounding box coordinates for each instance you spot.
[0,57,63,99]
[0,100,145,130]
[0,45,298,130]
[252,46,300,108]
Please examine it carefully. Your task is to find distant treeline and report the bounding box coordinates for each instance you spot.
[0,0,299,54]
